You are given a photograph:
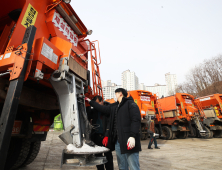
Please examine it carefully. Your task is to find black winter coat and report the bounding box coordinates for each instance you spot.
[87,107,110,137]
[89,97,142,154]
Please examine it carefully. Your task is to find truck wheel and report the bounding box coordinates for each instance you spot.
[176,131,188,139]
[144,133,148,140]
[213,130,222,138]
[20,141,41,167]
[172,132,176,139]
[141,133,146,140]
[4,138,30,170]
[188,126,196,137]
[155,127,159,134]
[155,127,159,138]
[202,126,211,139]
[162,126,172,140]
[210,131,214,138]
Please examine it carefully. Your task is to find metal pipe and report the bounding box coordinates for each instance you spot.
[0,72,10,77]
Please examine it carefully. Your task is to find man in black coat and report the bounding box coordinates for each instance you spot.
[87,95,114,170]
[86,88,141,170]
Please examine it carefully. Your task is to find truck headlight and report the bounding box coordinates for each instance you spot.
[63,0,71,4]
[87,29,93,35]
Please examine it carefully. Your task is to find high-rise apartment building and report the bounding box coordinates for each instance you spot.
[102,80,112,87]
[121,70,139,91]
[102,80,121,100]
[146,83,167,98]
[139,83,146,90]
[165,72,178,96]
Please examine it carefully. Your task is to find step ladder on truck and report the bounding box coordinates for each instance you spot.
[194,94,222,138]
[0,0,108,169]
[155,93,206,140]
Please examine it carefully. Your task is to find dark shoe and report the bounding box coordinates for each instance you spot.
[85,139,95,147]
[148,147,153,149]
[155,147,160,149]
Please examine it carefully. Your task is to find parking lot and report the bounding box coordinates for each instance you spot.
[19,130,222,170]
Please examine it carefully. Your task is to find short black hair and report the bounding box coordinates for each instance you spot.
[115,88,127,97]
[92,95,103,102]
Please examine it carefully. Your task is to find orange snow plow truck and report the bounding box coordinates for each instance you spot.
[195,94,222,138]
[127,90,162,140]
[156,93,207,140]
[106,90,161,140]
[0,0,107,169]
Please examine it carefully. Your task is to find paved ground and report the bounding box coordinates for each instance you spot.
[19,130,222,170]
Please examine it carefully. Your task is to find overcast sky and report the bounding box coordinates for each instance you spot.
[72,0,222,86]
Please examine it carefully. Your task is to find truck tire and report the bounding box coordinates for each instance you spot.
[210,131,213,138]
[172,131,176,139]
[188,126,196,137]
[155,127,159,134]
[213,130,222,138]
[154,127,159,138]
[4,138,30,170]
[20,141,41,167]
[176,131,188,139]
[202,126,211,139]
[162,126,172,140]
[141,133,146,140]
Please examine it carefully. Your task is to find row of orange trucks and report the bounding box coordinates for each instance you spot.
[1,0,222,169]
[125,91,222,140]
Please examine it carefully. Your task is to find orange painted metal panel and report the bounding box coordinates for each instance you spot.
[196,94,222,109]
[128,90,156,118]
[33,37,62,70]
[158,96,177,112]
[195,94,222,118]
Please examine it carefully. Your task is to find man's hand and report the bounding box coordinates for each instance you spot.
[85,97,91,102]
[102,136,108,147]
[153,133,156,137]
[127,137,135,150]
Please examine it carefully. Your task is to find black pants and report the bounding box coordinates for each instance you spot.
[148,133,157,148]
[93,133,114,170]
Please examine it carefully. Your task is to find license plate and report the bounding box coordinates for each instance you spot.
[12,121,22,134]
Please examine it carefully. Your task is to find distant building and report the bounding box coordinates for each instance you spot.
[102,80,121,100]
[121,70,139,91]
[102,80,112,87]
[139,83,146,90]
[146,83,167,98]
[165,72,178,96]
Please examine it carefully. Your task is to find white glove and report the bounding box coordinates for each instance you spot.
[153,133,156,137]
[127,137,135,149]
[85,97,91,102]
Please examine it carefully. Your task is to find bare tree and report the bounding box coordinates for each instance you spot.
[177,55,222,97]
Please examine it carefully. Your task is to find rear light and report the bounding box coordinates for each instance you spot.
[210,125,215,127]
